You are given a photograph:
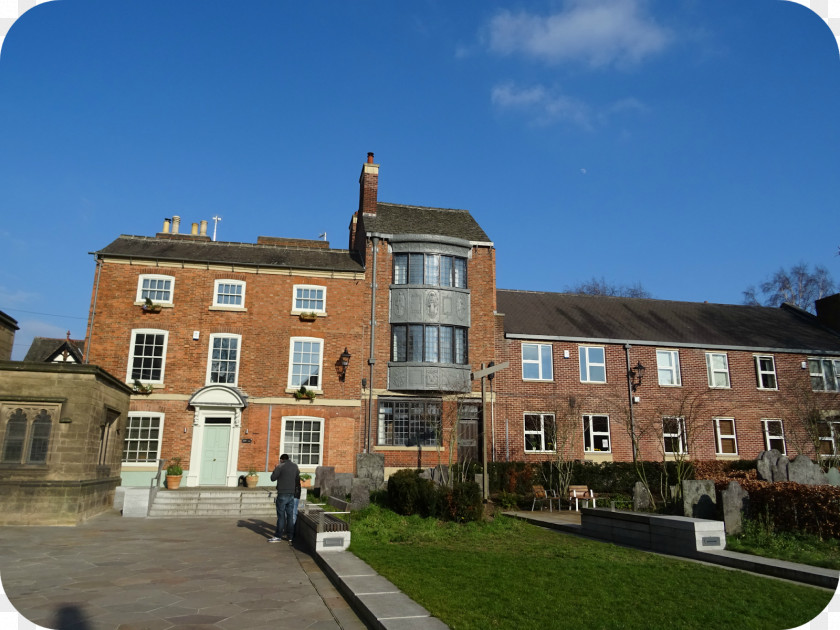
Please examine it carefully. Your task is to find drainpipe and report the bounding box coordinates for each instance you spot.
[625,344,638,464]
[265,405,273,471]
[365,236,379,452]
[84,256,103,363]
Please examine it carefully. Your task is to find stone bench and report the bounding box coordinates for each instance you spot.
[581,507,726,556]
[298,504,351,553]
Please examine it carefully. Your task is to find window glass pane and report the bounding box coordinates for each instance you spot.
[284,419,322,465]
[425,326,439,363]
[295,287,325,311]
[27,411,52,463]
[291,340,321,387]
[439,326,452,363]
[540,345,553,380]
[131,333,165,382]
[216,282,243,305]
[392,326,407,362]
[454,328,467,364]
[407,325,424,362]
[440,256,453,287]
[394,254,407,284]
[2,411,27,463]
[453,258,467,288]
[210,336,238,383]
[424,254,439,285]
[408,254,424,284]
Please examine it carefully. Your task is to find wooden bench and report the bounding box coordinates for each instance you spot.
[568,485,597,511]
[531,485,560,512]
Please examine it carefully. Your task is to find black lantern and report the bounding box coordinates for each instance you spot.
[628,361,646,392]
[336,348,351,381]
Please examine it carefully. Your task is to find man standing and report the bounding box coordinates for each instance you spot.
[268,454,299,544]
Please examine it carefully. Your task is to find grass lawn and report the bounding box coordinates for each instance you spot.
[725,519,840,570]
[348,505,835,630]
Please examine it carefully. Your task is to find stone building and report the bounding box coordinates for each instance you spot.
[0,309,18,360]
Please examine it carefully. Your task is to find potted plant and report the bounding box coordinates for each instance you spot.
[298,311,318,322]
[142,297,162,313]
[245,467,259,488]
[165,457,183,489]
[293,386,316,401]
[299,472,312,488]
[132,379,154,394]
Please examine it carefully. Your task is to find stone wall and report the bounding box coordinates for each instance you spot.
[0,361,131,525]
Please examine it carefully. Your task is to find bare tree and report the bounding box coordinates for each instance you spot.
[566,276,652,299]
[542,394,588,500]
[743,263,835,314]
[776,378,840,471]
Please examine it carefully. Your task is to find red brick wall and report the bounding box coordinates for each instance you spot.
[87,256,367,473]
[493,332,828,464]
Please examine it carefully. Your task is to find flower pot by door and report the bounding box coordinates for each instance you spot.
[245,475,259,488]
[166,475,182,490]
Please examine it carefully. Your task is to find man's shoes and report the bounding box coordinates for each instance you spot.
[288,539,294,545]
[267,537,282,543]
[280,535,289,541]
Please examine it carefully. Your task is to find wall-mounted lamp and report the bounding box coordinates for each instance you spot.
[335,347,352,381]
[628,361,646,392]
[183,427,187,433]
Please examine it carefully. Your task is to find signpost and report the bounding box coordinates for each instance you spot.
[471,361,508,499]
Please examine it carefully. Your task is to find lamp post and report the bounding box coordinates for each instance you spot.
[624,346,645,463]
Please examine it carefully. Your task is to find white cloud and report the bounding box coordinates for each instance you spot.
[0,286,38,306]
[486,0,671,68]
[492,82,592,128]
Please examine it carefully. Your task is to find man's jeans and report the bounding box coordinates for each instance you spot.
[275,493,295,540]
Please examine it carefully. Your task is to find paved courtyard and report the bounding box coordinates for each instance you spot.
[0,510,366,630]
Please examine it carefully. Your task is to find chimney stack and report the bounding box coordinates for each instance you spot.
[191,222,199,235]
[172,215,181,234]
[358,152,379,216]
[200,220,208,236]
[162,218,171,234]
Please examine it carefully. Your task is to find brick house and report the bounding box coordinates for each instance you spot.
[494,290,840,466]
[85,153,497,485]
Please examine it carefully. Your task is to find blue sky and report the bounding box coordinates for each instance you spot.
[1,0,839,363]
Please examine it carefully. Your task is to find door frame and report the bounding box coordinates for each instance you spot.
[186,385,247,487]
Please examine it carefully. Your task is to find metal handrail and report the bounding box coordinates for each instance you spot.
[147,458,165,516]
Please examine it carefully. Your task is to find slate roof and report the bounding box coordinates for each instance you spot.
[497,289,840,354]
[95,235,365,273]
[24,337,85,362]
[363,203,492,243]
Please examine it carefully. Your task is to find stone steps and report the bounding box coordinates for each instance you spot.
[148,489,277,518]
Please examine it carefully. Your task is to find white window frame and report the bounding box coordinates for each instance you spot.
[524,413,555,452]
[705,352,731,389]
[583,414,611,453]
[808,357,840,392]
[762,419,786,454]
[656,350,681,386]
[755,355,778,390]
[522,343,553,381]
[714,418,738,455]
[122,412,164,465]
[126,329,169,385]
[663,416,687,454]
[212,279,246,308]
[136,274,174,305]
[287,337,324,391]
[292,284,327,314]
[579,346,606,383]
[280,416,324,467]
[206,333,241,386]
[817,419,840,458]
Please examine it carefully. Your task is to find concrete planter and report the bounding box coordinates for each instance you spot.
[245,475,259,488]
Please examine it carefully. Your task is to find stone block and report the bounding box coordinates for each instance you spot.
[356,453,385,487]
[332,473,354,498]
[682,480,716,519]
[350,479,371,511]
[722,481,749,535]
[315,466,335,495]
[757,450,783,481]
[788,455,829,486]
[633,481,651,511]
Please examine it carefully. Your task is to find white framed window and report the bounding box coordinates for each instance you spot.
[522,343,553,381]
[127,329,169,384]
[808,358,840,392]
[122,413,164,464]
[583,414,611,452]
[579,346,606,383]
[762,419,786,454]
[377,399,442,446]
[206,333,241,385]
[818,419,840,457]
[524,413,555,452]
[136,274,174,305]
[213,279,245,307]
[288,337,323,389]
[714,418,738,455]
[293,285,326,314]
[281,416,324,466]
[656,350,681,386]
[755,355,778,390]
[706,352,730,389]
[663,416,686,454]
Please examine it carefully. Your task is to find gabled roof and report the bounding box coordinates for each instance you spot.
[24,337,85,363]
[363,203,492,244]
[497,289,840,354]
[95,235,365,274]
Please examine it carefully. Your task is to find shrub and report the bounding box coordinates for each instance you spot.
[387,469,431,516]
[438,481,483,523]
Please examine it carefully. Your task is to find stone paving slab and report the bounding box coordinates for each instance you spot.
[0,510,367,629]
